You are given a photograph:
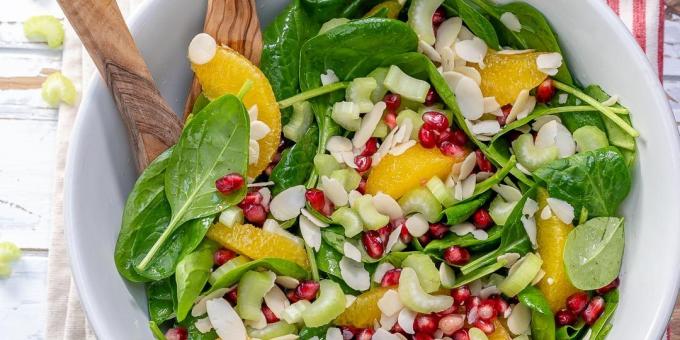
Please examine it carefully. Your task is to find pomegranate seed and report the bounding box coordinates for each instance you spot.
[435,304,459,317]
[240,191,262,206]
[418,233,431,247]
[475,150,494,172]
[384,93,402,111]
[497,104,512,126]
[596,277,620,295]
[285,290,299,303]
[425,88,440,106]
[437,128,453,147]
[215,173,245,195]
[305,189,326,213]
[414,333,434,340]
[582,296,606,325]
[419,126,438,148]
[432,7,447,27]
[355,328,374,340]
[340,326,358,339]
[213,248,237,266]
[472,208,493,229]
[295,280,320,301]
[555,309,577,326]
[381,268,402,287]
[466,296,481,309]
[453,329,470,340]
[440,141,466,158]
[243,204,266,225]
[391,322,407,334]
[226,288,238,305]
[360,138,379,157]
[377,224,393,243]
[261,304,279,323]
[354,155,372,172]
[439,314,465,335]
[414,314,439,335]
[489,295,509,316]
[451,286,471,306]
[357,178,367,194]
[443,246,471,265]
[165,327,188,340]
[474,319,496,334]
[536,78,556,103]
[384,110,398,129]
[566,292,590,314]
[423,111,450,132]
[429,223,449,239]
[362,230,385,258]
[477,299,497,321]
[450,129,469,146]
[399,222,413,244]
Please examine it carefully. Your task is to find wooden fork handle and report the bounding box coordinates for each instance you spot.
[182,0,263,120]
[58,0,182,172]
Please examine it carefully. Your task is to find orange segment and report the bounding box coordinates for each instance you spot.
[475,51,548,105]
[366,144,460,199]
[535,188,581,312]
[488,320,513,340]
[335,287,390,328]
[192,47,281,178]
[206,223,309,269]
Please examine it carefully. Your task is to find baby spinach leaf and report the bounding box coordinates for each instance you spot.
[299,325,331,340]
[556,321,587,340]
[191,92,210,116]
[425,224,502,254]
[149,321,167,340]
[534,147,631,219]
[460,186,536,274]
[137,94,249,271]
[177,313,218,340]
[147,277,177,325]
[175,240,219,321]
[518,286,556,340]
[590,290,619,340]
[271,124,319,195]
[316,239,343,278]
[444,191,493,225]
[208,257,309,294]
[563,217,624,290]
[454,259,506,287]
[261,0,318,123]
[585,85,636,152]
[552,92,607,133]
[455,0,500,49]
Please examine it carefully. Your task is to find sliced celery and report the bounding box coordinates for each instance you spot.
[396,109,424,139]
[398,267,453,313]
[281,300,311,324]
[41,72,77,107]
[330,168,362,191]
[399,187,443,223]
[24,15,64,48]
[346,77,378,113]
[498,253,543,297]
[209,256,251,284]
[354,195,390,230]
[402,254,441,293]
[372,121,389,138]
[236,271,276,321]
[218,206,244,228]
[383,65,431,103]
[314,154,344,178]
[318,18,350,35]
[426,177,456,207]
[331,101,361,131]
[331,207,364,238]
[283,101,314,142]
[573,126,609,152]
[407,0,444,45]
[511,134,559,172]
[368,67,390,103]
[301,280,346,327]
[488,196,517,226]
[247,320,298,339]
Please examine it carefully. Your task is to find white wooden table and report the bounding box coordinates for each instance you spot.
[2,2,680,339]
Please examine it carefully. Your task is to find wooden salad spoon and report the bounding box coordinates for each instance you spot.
[58,0,183,173]
[182,0,263,120]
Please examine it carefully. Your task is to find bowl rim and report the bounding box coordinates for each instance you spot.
[63,0,680,338]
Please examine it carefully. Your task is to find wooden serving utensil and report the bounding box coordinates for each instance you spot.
[182,0,263,120]
[57,0,183,173]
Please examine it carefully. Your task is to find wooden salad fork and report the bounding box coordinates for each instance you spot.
[182,0,263,120]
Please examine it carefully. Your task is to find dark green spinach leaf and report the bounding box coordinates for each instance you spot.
[425,223,501,254]
[271,124,319,194]
[299,325,331,340]
[147,277,177,325]
[177,313,218,340]
[443,191,493,225]
[590,290,619,340]
[175,240,219,321]
[455,0,500,49]
[518,286,556,340]
[556,321,587,340]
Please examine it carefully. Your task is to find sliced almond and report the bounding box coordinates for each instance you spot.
[450,222,475,236]
[500,12,522,32]
[300,208,329,228]
[531,114,561,131]
[492,184,522,202]
[340,256,371,291]
[455,66,482,85]
[497,49,535,55]
[250,121,271,141]
[378,289,404,316]
[507,303,531,335]
[385,224,403,254]
[435,17,463,52]
[326,136,353,152]
[540,205,553,220]
[192,287,231,317]
[419,40,442,62]
[343,241,363,262]
[470,120,501,136]
[321,69,339,86]
[439,46,457,72]
[442,71,466,90]
[398,308,417,334]
[320,176,349,207]
[195,317,213,334]
[471,229,488,241]
[345,294,357,308]
[264,285,290,318]
[601,94,620,106]
[389,140,416,156]
[458,152,477,180]
[523,198,539,217]
[373,262,396,283]
[455,37,488,67]
[482,97,501,113]
[269,185,306,221]
[353,101,386,148]
[299,214,321,251]
[248,139,260,165]
[405,213,429,237]
[326,327,343,340]
[206,298,247,340]
[248,105,259,121]
[455,76,484,120]
[373,192,404,220]
[536,52,563,70]
[497,252,521,268]
[461,174,476,199]
[521,215,537,247]
[380,312,400,332]
[275,276,300,289]
[479,285,500,299]
[547,198,575,224]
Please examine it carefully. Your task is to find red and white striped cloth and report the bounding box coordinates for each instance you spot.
[607,0,665,76]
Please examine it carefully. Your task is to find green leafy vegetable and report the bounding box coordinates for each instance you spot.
[454,259,506,287]
[175,240,219,321]
[298,325,331,340]
[137,94,250,271]
[518,286,556,340]
[191,93,210,116]
[149,321,167,340]
[534,147,631,219]
[590,290,619,340]
[585,85,636,152]
[556,321,587,340]
[146,277,177,325]
[271,124,319,194]
[177,313,218,340]
[443,191,493,225]
[563,217,624,290]
[425,224,501,254]
[208,257,309,294]
[455,0,501,49]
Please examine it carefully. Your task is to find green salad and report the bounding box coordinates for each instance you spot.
[114,1,636,339]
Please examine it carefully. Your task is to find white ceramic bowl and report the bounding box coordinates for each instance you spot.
[65,0,680,338]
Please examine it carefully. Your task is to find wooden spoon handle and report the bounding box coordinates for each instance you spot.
[182,0,263,120]
[58,0,182,172]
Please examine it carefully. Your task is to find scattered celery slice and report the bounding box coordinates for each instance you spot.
[511,134,559,172]
[330,168,361,191]
[331,207,364,238]
[383,65,431,103]
[41,72,77,107]
[24,15,64,48]
[372,121,389,138]
[301,280,346,327]
[283,101,314,142]
[218,206,244,228]
[396,109,424,139]
[407,0,444,45]
[402,254,441,293]
[399,187,443,223]
[236,271,276,321]
[331,101,361,131]
[314,154,344,178]
[426,176,456,207]
[281,300,311,324]
[354,195,390,230]
[346,77,377,112]
[498,253,543,297]
[247,320,298,339]
[398,267,453,313]
[488,196,517,226]
[209,255,250,284]
[573,126,609,152]
[368,67,390,103]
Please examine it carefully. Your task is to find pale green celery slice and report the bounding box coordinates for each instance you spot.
[398,187,442,223]
[498,253,543,297]
[314,154,344,178]
[354,195,390,230]
[573,126,609,152]
[398,267,453,313]
[383,65,431,103]
[346,77,378,112]
[301,280,346,327]
[402,254,441,293]
[282,101,314,142]
[426,176,456,207]
[332,207,364,238]
[236,270,275,321]
[247,320,298,339]
[24,15,64,48]
[41,72,77,107]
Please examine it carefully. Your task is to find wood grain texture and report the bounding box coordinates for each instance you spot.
[56,0,181,172]
[182,0,263,119]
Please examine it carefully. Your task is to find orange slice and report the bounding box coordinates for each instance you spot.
[192,47,281,178]
[335,287,390,328]
[475,51,548,105]
[206,223,308,269]
[487,320,513,340]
